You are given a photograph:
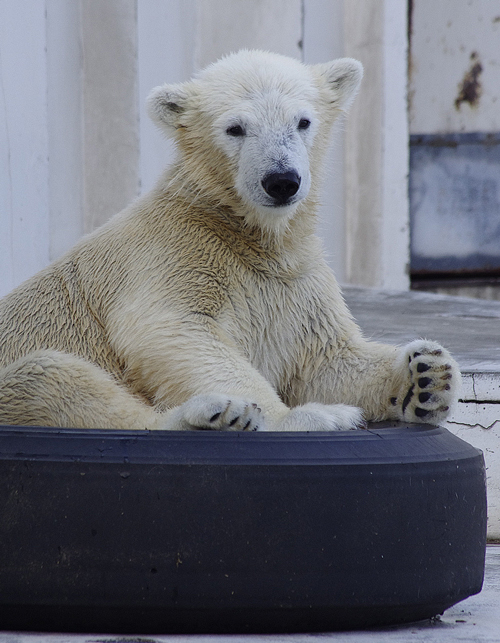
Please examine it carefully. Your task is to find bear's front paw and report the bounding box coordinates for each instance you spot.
[391,340,460,424]
[163,393,264,432]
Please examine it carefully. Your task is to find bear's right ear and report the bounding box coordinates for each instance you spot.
[313,58,363,112]
[147,83,191,132]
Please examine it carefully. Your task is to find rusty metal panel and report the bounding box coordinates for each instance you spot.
[410,133,500,275]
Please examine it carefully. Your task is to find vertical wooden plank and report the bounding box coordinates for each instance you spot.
[303,0,347,280]
[137,0,197,194]
[344,0,409,290]
[344,0,384,288]
[81,0,140,232]
[381,0,410,289]
[46,0,84,261]
[0,2,50,297]
[194,0,302,69]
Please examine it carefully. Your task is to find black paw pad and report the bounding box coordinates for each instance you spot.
[210,412,221,422]
[390,397,397,406]
[419,392,432,403]
[418,377,432,388]
[415,407,430,418]
[417,362,431,373]
[229,416,239,427]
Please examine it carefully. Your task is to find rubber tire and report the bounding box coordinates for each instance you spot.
[0,423,487,634]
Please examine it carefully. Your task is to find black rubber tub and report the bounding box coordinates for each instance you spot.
[0,422,487,634]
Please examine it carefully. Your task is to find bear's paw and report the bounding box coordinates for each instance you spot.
[391,340,460,424]
[163,393,263,432]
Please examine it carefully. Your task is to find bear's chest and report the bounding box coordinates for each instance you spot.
[219,270,334,390]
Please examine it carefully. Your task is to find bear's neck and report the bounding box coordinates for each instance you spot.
[150,165,321,274]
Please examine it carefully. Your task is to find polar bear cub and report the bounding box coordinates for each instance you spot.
[0,50,459,432]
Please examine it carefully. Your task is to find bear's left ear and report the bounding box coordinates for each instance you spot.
[313,58,363,111]
[147,82,192,133]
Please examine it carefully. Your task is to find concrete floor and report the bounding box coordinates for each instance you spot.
[1,546,498,643]
[342,286,500,373]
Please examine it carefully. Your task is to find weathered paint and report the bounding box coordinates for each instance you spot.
[410,0,500,135]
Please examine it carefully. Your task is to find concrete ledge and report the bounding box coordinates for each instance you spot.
[344,286,500,539]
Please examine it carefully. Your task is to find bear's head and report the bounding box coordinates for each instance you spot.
[148,50,362,234]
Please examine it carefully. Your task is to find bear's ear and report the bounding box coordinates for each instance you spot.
[147,83,191,132]
[313,58,363,111]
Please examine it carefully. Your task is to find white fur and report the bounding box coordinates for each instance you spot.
[0,51,459,433]
[147,50,363,234]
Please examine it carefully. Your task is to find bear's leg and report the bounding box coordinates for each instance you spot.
[301,338,460,426]
[0,350,263,431]
[271,402,365,432]
[0,350,162,430]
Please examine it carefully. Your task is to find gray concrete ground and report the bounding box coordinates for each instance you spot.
[1,546,498,643]
[343,286,500,373]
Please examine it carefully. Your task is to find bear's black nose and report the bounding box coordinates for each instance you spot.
[262,171,301,205]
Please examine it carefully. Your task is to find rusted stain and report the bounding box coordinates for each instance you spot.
[407,0,414,80]
[407,0,414,42]
[455,52,483,110]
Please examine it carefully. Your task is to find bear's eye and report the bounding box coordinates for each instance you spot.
[226,125,246,137]
[298,118,311,130]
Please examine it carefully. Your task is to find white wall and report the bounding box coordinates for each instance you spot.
[46,0,84,261]
[344,0,410,290]
[137,0,198,195]
[0,0,410,298]
[0,0,142,298]
[303,0,346,277]
[81,0,140,233]
[0,2,51,296]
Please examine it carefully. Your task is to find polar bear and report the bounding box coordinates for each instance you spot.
[0,50,459,432]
